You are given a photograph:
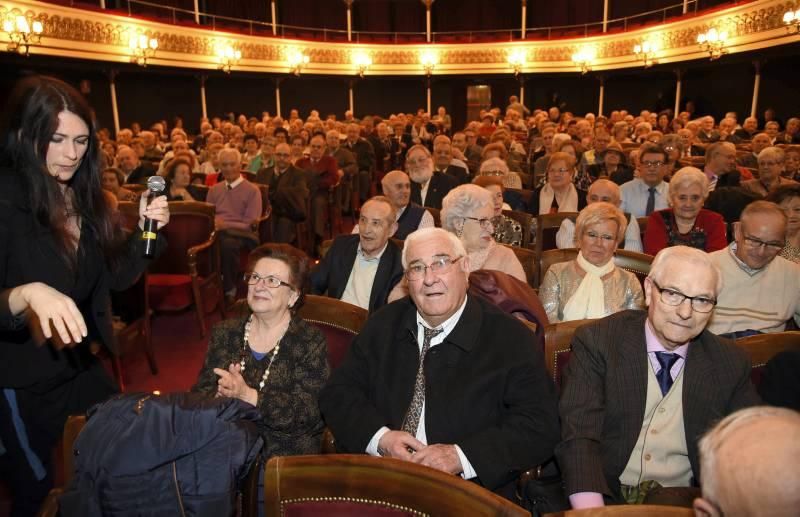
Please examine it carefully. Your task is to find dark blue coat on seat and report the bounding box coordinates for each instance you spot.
[59,392,263,517]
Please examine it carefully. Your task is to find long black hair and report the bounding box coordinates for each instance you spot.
[0,75,120,269]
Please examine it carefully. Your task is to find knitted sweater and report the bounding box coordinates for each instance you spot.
[708,246,800,335]
[207,179,262,231]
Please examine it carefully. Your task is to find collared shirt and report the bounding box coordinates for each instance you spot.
[226,175,245,190]
[340,242,388,310]
[645,319,689,382]
[726,242,764,277]
[419,179,430,206]
[366,296,477,479]
[620,179,669,218]
[350,205,435,235]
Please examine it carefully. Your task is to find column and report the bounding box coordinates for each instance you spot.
[421,0,434,43]
[603,0,609,32]
[349,80,355,115]
[100,0,106,9]
[344,0,353,42]
[275,78,282,118]
[674,70,682,117]
[193,0,199,24]
[271,0,277,36]
[683,0,689,14]
[598,77,605,117]
[426,77,432,114]
[200,75,208,120]
[750,62,761,118]
[519,78,525,107]
[521,0,527,39]
[109,71,120,136]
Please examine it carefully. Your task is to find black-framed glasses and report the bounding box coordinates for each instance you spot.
[743,235,784,251]
[244,272,294,289]
[641,160,664,168]
[650,279,716,313]
[405,256,463,281]
[463,216,494,231]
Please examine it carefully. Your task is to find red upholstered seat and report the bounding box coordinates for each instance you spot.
[297,295,368,370]
[544,319,596,391]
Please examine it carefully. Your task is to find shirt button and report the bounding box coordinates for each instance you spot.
[644,454,652,461]
[658,408,666,413]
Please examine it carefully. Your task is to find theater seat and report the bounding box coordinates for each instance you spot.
[734,331,800,388]
[263,455,530,517]
[297,294,368,370]
[547,504,693,516]
[544,318,596,390]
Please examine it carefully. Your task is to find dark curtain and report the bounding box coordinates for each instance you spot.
[205,74,278,123]
[116,71,202,132]
[605,70,676,116]
[431,0,520,33]
[526,0,604,30]
[680,61,754,121]
[278,76,348,117]
[355,77,426,117]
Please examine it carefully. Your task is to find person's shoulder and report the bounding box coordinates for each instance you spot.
[0,169,25,203]
[210,316,247,341]
[698,208,725,223]
[619,178,640,191]
[333,233,360,248]
[695,329,750,366]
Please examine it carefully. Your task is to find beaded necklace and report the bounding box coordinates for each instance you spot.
[239,314,288,391]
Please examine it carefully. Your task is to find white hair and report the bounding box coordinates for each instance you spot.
[649,245,723,296]
[440,184,493,233]
[402,227,467,269]
[669,167,710,200]
[218,147,241,163]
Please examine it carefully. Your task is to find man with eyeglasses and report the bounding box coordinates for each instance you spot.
[558,246,759,510]
[320,227,560,496]
[620,142,671,217]
[708,201,800,338]
[255,142,308,244]
[406,144,458,210]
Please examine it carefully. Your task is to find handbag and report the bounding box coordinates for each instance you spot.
[517,458,570,517]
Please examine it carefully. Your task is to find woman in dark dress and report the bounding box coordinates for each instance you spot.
[0,76,170,516]
[164,157,198,201]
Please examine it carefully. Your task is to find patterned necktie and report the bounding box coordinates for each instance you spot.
[655,351,680,396]
[645,187,656,215]
[401,326,444,435]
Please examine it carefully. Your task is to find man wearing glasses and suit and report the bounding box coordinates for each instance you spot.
[558,245,760,509]
[320,227,560,496]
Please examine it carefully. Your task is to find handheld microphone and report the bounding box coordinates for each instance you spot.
[142,176,166,258]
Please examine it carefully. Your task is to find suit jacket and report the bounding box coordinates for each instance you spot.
[344,138,376,174]
[319,295,560,491]
[310,234,403,313]
[410,171,458,210]
[330,147,358,179]
[295,155,338,193]
[124,163,155,185]
[436,164,469,185]
[255,165,308,222]
[556,310,760,502]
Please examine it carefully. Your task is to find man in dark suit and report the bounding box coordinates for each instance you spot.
[390,120,414,171]
[406,144,457,210]
[320,227,560,494]
[255,143,308,244]
[344,123,376,204]
[116,146,154,185]
[433,140,470,185]
[326,130,358,213]
[557,246,759,509]
[311,196,403,312]
[296,135,340,248]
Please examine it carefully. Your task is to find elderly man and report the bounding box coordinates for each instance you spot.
[697,116,720,143]
[311,196,403,312]
[406,144,457,210]
[693,406,800,517]
[620,143,671,217]
[733,116,759,141]
[557,246,760,509]
[207,148,262,300]
[319,227,560,494]
[326,129,358,212]
[702,142,740,192]
[742,147,799,197]
[296,134,340,249]
[353,170,434,240]
[557,179,643,252]
[115,145,154,185]
[255,143,308,244]
[344,122,376,204]
[737,132,771,169]
[777,117,800,144]
[432,139,469,185]
[708,201,800,338]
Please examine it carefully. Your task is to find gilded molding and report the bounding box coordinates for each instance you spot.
[1,0,798,73]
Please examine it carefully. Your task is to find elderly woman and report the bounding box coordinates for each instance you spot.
[478,155,522,188]
[539,202,644,323]
[528,151,588,215]
[588,142,634,185]
[784,147,800,181]
[101,166,138,202]
[164,157,197,201]
[193,243,329,460]
[472,175,523,247]
[440,184,526,282]
[644,167,727,255]
[767,185,800,263]
[742,147,799,197]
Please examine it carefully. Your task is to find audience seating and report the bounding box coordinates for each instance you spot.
[535,212,579,259]
[502,209,534,248]
[502,244,537,288]
[544,319,595,389]
[298,294,368,370]
[263,455,530,517]
[546,505,693,516]
[734,331,800,387]
[428,206,441,227]
[122,183,147,195]
[144,201,225,349]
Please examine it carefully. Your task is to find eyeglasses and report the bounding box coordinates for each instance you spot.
[584,230,616,242]
[650,279,716,313]
[743,235,784,251]
[548,168,571,175]
[463,216,494,231]
[405,256,462,281]
[244,272,294,289]
[641,160,664,168]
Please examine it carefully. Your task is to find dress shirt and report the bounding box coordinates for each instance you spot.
[351,205,434,234]
[225,176,245,190]
[419,180,431,206]
[340,243,387,310]
[366,297,476,479]
[570,319,689,510]
[620,179,669,218]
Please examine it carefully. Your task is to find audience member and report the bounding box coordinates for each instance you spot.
[766,184,800,262]
[477,156,522,189]
[344,123,376,204]
[163,158,196,201]
[101,167,138,202]
[557,246,759,509]
[472,175,523,247]
[528,151,588,215]
[737,133,770,169]
[358,170,433,240]
[741,146,798,197]
[116,145,154,185]
[407,144,457,210]
[433,139,469,185]
[255,143,308,244]
[296,134,340,249]
[620,143,671,217]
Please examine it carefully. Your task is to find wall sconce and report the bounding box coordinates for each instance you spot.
[696,27,728,60]
[507,49,526,77]
[633,38,659,68]
[128,33,158,67]
[287,49,310,76]
[784,8,800,33]
[420,50,438,76]
[216,43,242,73]
[571,46,596,75]
[353,51,372,78]
[2,12,43,56]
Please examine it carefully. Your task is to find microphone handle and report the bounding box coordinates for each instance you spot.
[142,191,159,258]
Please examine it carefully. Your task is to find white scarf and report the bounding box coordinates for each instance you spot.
[562,251,615,321]
[539,183,579,215]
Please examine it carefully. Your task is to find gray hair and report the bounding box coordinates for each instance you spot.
[649,246,723,296]
[218,147,241,163]
[402,227,467,268]
[479,157,510,176]
[440,184,493,233]
[669,167,710,200]
[660,134,685,153]
[758,146,785,164]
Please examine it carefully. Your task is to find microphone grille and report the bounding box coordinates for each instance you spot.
[146,175,166,193]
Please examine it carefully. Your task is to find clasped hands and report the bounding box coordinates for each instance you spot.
[214,363,258,406]
[377,430,463,476]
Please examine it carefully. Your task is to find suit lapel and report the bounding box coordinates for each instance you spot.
[369,245,394,312]
[616,313,649,465]
[332,238,359,299]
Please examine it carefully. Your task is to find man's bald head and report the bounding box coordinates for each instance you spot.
[695,406,800,517]
[587,179,622,206]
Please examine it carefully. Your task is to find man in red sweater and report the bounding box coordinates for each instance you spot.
[296,134,341,252]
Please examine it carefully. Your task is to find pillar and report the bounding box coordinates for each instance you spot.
[200,75,208,120]
[275,79,282,118]
[109,71,120,136]
[521,0,527,39]
[193,0,199,24]
[598,78,605,117]
[422,0,434,43]
[603,0,609,33]
[345,0,353,42]
[271,0,277,36]
[750,62,761,118]
[674,70,682,117]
